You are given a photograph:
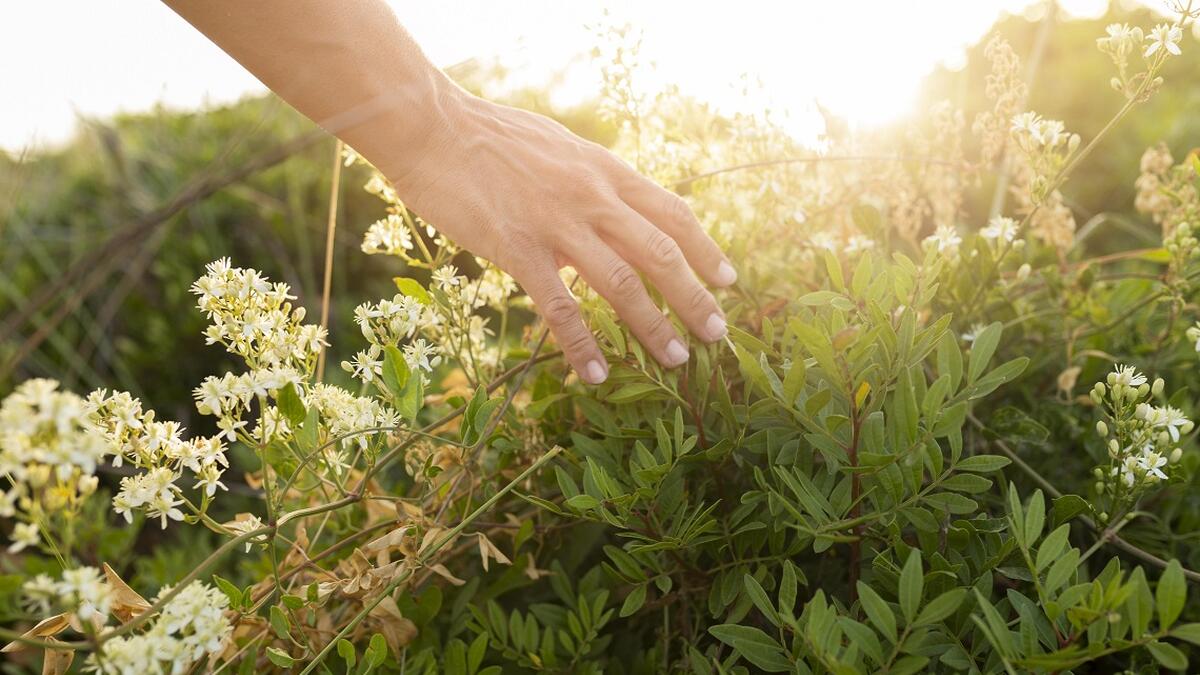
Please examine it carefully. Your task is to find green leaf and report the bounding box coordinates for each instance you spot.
[468,632,489,672]
[297,406,320,453]
[1157,559,1187,630]
[620,584,647,617]
[266,647,294,668]
[212,575,242,608]
[1052,495,1090,525]
[269,605,291,640]
[708,624,791,672]
[1171,623,1200,646]
[365,633,388,667]
[966,322,1002,383]
[899,550,923,624]
[915,588,966,626]
[956,454,1011,473]
[743,574,779,626]
[1035,524,1070,572]
[1147,640,1188,671]
[381,345,411,399]
[856,582,897,643]
[606,383,662,404]
[393,277,431,304]
[566,494,600,510]
[276,382,307,427]
[337,639,357,669]
[1023,489,1045,545]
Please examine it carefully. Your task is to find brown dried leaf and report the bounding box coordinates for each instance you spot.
[2,614,71,652]
[476,533,511,573]
[41,641,73,675]
[368,596,418,657]
[102,563,151,624]
[428,564,465,586]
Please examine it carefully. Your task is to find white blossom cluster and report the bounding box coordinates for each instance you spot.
[190,259,329,445]
[88,389,229,527]
[1090,365,1192,500]
[87,582,231,675]
[0,379,107,552]
[361,213,415,256]
[190,258,327,374]
[307,383,401,455]
[23,566,112,621]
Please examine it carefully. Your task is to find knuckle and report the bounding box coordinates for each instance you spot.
[605,263,642,299]
[661,191,695,226]
[646,230,684,269]
[687,285,714,312]
[643,311,672,338]
[541,294,580,327]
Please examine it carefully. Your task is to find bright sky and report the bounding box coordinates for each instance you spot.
[0,0,1141,153]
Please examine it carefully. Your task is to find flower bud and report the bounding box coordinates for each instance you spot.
[1093,467,1104,479]
[1096,420,1109,437]
[1171,447,1183,464]
[1182,420,1195,435]
[1093,382,1107,397]
[1090,389,1104,405]
[1137,383,1150,398]
[1110,76,1123,91]
[1099,511,1109,523]
[1016,263,1031,281]
[1108,439,1121,457]
[1152,378,1164,397]
[1095,481,1105,494]
[1158,431,1171,446]
[78,475,99,495]
[1135,403,1150,419]
[1107,372,1118,386]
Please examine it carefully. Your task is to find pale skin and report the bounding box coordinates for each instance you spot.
[164,0,736,384]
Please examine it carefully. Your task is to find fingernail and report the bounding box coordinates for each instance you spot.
[584,360,608,384]
[715,261,737,286]
[705,312,727,341]
[665,339,689,366]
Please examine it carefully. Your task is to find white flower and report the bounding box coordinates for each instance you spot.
[1145,23,1183,58]
[59,566,113,622]
[361,214,414,256]
[432,265,463,291]
[1145,405,1191,442]
[961,323,987,344]
[981,216,1019,243]
[7,522,39,553]
[1108,364,1147,388]
[1137,447,1169,481]
[925,225,962,256]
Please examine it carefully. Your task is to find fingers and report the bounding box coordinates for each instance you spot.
[597,204,728,345]
[564,233,692,369]
[618,176,736,288]
[510,257,609,385]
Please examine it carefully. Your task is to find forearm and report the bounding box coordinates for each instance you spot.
[163,0,460,182]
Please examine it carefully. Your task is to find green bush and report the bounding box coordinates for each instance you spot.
[3,8,1200,675]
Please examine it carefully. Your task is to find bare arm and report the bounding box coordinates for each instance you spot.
[164,0,736,384]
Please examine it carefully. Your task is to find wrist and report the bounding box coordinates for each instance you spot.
[339,68,470,196]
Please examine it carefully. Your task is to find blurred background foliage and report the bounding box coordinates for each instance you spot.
[1,4,1198,591]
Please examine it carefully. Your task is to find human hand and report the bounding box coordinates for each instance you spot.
[387,90,736,384]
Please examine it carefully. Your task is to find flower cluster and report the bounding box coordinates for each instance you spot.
[89,582,231,674]
[1007,112,1079,253]
[190,258,326,374]
[361,213,415,256]
[1098,21,1183,101]
[23,567,112,622]
[307,383,401,456]
[88,389,228,527]
[1,379,107,552]
[1090,365,1192,516]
